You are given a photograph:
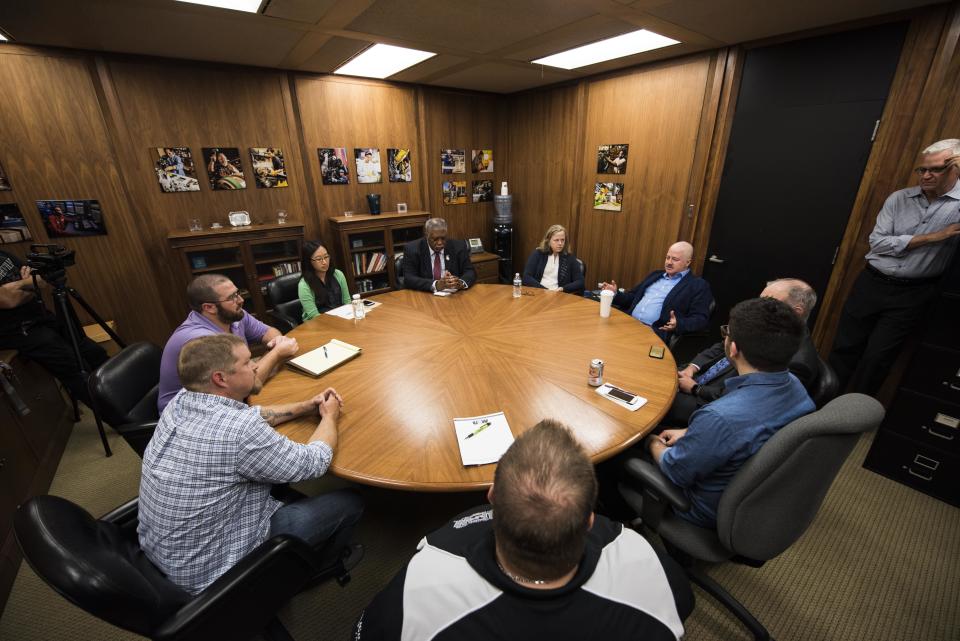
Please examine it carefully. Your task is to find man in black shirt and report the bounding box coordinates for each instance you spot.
[354,420,692,641]
[0,250,106,405]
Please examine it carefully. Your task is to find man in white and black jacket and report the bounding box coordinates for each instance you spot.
[353,420,693,641]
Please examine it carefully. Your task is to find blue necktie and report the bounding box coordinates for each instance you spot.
[696,357,730,385]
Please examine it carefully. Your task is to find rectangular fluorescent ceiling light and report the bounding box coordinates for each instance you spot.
[532,29,679,70]
[0,31,7,42]
[334,44,436,79]
[175,0,262,13]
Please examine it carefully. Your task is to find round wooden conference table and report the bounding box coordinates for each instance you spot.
[251,284,678,491]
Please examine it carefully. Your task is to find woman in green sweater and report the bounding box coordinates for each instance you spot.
[298,239,351,320]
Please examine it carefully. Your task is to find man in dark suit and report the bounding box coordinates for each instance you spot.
[663,278,820,426]
[401,217,476,292]
[601,242,713,342]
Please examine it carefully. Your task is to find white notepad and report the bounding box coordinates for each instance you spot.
[324,300,382,319]
[286,339,361,377]
[454,412,515,466]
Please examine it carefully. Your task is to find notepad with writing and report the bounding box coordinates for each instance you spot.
[287,339,361,377]
[454,411,515,466]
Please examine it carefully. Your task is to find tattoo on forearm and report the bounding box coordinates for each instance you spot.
[260,408,295,426]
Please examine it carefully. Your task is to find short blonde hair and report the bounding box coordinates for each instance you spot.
[537,224,568,254]
[178,334,245,391]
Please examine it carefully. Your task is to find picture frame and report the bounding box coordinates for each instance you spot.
[397,202,408,213]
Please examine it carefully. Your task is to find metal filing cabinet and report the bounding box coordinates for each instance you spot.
[863,257,960,507]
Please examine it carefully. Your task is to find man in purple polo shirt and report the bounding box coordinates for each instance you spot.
[158,274,299,412]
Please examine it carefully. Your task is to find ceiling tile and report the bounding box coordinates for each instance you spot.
[299,36,370,73]
[346,0,599,54]
[430,61,573,94]
[390,53,471,83]
[263,0,339,24]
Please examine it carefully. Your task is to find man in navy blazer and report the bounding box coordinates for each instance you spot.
[601,242,713,342]
[402,217,477,293]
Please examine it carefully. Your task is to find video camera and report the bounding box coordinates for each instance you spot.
[26,243,75,285]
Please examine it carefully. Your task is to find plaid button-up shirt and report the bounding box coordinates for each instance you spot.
[138,390,332,594]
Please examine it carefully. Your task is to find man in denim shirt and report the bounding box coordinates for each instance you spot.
[646,297,815,529]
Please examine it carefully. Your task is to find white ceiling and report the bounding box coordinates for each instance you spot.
[0,0,943,93]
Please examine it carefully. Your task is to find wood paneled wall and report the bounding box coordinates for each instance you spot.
[506,53,719,287]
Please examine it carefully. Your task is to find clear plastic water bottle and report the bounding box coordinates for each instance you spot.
[352,293,365,319]
[512,273,522,298]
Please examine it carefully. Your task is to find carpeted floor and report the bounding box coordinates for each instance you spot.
[1,411,958,641]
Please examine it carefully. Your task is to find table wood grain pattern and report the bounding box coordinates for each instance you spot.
[251,285,677,491]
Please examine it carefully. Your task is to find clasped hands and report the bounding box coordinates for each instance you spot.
[435,270,465,291]
[309,387,343,419]
[266,334,299,358]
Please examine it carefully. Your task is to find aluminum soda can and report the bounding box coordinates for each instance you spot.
[588,359,604,386]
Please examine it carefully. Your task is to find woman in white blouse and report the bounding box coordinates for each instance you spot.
[521,224,584,294]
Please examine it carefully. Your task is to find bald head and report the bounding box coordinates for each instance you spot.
[664,241,694,275]
[761,278,817,321]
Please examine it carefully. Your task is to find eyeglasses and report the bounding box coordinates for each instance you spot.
[311,255,331,263]
[914,164,952,175]
[720,324,730,339]
[208,290,242,304]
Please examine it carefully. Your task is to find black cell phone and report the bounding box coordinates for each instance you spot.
[649,345,665,359]
[362,300,375,307]
[605,385,639,404]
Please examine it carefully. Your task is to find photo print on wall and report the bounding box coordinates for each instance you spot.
[441,149,465,174]
[354,148,382,184]
[153,147,200,193]
[0,203,31,244]
[319,147,350,185]
[203,147,247,190]
[0,159,11,190]
[387,148,413,182]
[250,147,288,188]
[472,149,493,173]
[37,200,107,237]
[597,144,629,174]
[472,180,493,203]
[442,180,467,205]
[594,182,623,212]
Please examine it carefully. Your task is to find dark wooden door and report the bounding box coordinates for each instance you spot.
[702,22,908,331]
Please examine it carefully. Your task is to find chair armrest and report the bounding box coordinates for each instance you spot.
[99,497,140,526]
[115,421,157,458]
[153,534,322,641]
[622,457,691,513]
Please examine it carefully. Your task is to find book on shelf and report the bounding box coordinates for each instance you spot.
[271,261,301,278]
[287,339,362,377]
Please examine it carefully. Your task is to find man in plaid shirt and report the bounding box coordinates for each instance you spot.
[139,333,363,594]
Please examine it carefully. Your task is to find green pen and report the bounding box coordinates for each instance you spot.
[464,421,492,439]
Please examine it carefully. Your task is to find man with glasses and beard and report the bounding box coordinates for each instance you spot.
[829,139,960,396]
[158,273,299,412]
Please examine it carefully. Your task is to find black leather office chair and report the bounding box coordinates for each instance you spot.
[575,257,586,281]
[394,254,404,289]
[810,357,840,409]
[87,342,162,458]
[15,495,361,641]
[668,299,717,363]
[266,273,301,308]
[617,393,884,641]
[271,299,303,334]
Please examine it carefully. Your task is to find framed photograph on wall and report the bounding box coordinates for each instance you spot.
[387,148,413,182]
[471,149,493,173]
[472,179,493,203]
[153,147,200,193]
[441,149,465,174]
[0,159,11,190]
[36,199,107,237]
[0,203,31,244]
[319,147,350,185]
[250,147,288,188]
[203,147,247,190]
[442,180,467,204]
[597,144,629,174]
[354,148,382,184]
[593,182,623,211]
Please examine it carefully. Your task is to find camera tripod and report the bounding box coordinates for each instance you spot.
[42,272,126,457]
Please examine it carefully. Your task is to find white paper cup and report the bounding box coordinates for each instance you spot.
[599,289,614,318]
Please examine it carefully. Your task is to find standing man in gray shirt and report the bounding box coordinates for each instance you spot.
[830,138,960,395]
